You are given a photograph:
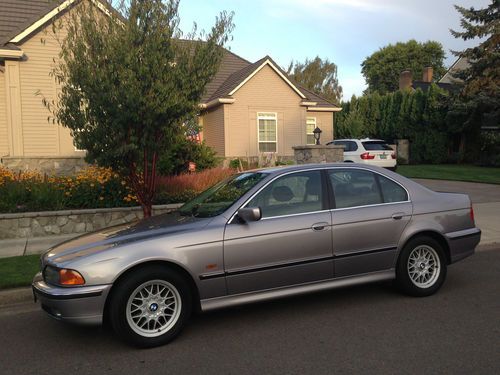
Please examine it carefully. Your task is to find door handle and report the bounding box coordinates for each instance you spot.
[391,212,405,220]
[311,222,329,231]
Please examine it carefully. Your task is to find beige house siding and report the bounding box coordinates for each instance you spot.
[306,111,334,144]
[202,105,225,156]
[17,15,82,157]
[226,65,305,157]
[0,70,8,156]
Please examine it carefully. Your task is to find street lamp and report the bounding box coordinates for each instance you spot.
[313,126,322,145]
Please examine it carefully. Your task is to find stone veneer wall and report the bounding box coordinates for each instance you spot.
[293,145,344,164]
[1,156,88,176]
[0,204,181,240]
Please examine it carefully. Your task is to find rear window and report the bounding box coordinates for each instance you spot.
[362,141,393,151]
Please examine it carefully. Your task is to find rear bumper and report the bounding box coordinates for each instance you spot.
[446,228,481,263]
[32,272,111,325]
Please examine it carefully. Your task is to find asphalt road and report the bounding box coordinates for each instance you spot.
[1,248,499,375]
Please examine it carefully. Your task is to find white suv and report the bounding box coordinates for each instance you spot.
[327,138,397,170]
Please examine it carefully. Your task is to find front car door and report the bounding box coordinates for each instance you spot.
[327,168,412,277]
[223,170,334,294]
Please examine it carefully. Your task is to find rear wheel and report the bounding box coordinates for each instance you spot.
[108,265,192,348]
[396,236,447,296]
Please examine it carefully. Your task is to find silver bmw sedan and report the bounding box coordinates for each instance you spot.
[32,163,481,347]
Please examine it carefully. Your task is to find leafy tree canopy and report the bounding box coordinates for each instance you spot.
[287,56,343,105]
[450,0,499,129]
[46,0,233,216]
[361,40,446,94]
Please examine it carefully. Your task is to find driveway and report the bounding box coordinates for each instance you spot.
[414,179,500,203]
[414,179,500,245]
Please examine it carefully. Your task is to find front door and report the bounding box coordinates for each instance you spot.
[223,170,334,294]
[327,168,412,278]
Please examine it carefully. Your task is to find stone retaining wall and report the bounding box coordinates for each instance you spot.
[1,156,88,176]
[293,145,344,164]
[0,204,181,240]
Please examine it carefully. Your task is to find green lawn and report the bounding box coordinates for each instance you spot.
[0,254,40,289]
[397,164,500,184]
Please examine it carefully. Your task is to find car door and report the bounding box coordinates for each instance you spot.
[328,168,412,278]
[223,170,334,295]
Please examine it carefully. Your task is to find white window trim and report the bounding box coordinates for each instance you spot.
[257,112,278,153]
[306,117,316,145]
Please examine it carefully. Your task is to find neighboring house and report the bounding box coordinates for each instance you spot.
[438,56,470,85]
[0,0,340,173]
[398,66,458,93]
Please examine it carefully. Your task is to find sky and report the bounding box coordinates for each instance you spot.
[177,0,489,100]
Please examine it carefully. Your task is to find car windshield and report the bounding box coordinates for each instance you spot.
[362,141,393,151]
[178,172,268,218]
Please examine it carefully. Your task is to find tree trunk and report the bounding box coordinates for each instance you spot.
[142,203,152,218]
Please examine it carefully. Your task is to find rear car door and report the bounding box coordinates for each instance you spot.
[223,170,334,294]
[328,168,412,277]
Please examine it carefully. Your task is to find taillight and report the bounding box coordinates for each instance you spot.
[360,152,375,160]
[391,152,396,159]
[470,204,475,224]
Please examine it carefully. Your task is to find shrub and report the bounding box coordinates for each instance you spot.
[158,139,219,175]
[156,167,236,203]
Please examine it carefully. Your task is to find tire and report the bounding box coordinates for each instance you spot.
[396,236,447,297]
[108,265,192,348]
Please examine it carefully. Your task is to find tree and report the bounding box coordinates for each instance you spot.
[361,40,446,94]
[450,0,500,132]
[46,0,234,217]
[287,56,343,104]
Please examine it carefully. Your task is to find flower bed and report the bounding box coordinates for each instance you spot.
[0,165,236,214]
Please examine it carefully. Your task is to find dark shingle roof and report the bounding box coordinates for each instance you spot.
[0,0,64,46]
[412,81,460,94]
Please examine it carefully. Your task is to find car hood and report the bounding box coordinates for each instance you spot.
[44,211,211,263]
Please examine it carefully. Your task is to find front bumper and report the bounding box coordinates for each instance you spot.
[32,272,112,325]
[446,227,481,263]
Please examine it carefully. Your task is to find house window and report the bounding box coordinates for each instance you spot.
[306,117,316,145]
[258,112,277,152]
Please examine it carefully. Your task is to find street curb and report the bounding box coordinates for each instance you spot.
[0,243,497,307]
[0,287,33,306]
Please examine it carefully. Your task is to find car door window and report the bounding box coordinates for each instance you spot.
[347,141,358,152]
[329,169,382,208]
[247,171,324,218]
[378,175,408,202]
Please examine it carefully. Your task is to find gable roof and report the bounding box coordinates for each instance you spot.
[439,56,470,84]
[0,0,65,46]
[203,55,340,110]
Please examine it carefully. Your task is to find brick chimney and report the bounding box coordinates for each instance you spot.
[399,70,412,90]
[422,66,433,82]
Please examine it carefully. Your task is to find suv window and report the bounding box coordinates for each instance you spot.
[329,169,382,208]
[332,141,358,152]
[378,175,408,202]
[362,141,393,151]
[247,171,324,218]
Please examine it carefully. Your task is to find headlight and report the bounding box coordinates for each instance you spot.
[43,266,85,286]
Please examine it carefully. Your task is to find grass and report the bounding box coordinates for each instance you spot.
[397,164,500,184]
[0,254,40,289]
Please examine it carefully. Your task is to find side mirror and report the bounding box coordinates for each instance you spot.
[237,207,262,223]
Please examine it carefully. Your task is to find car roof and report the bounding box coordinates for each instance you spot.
[245,162,388,175]
[334,138,386,142]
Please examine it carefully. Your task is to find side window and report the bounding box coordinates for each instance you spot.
[378,175,408,202]
[348,141,358,152]
[247,171,324,218]
[329,169,382,208]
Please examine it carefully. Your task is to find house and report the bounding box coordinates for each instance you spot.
[438,56,470,85]
[0,0,340,174]
[398,66,458,93]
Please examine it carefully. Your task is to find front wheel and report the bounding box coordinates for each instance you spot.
[108,265,192,348]
[396,236,447,297]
